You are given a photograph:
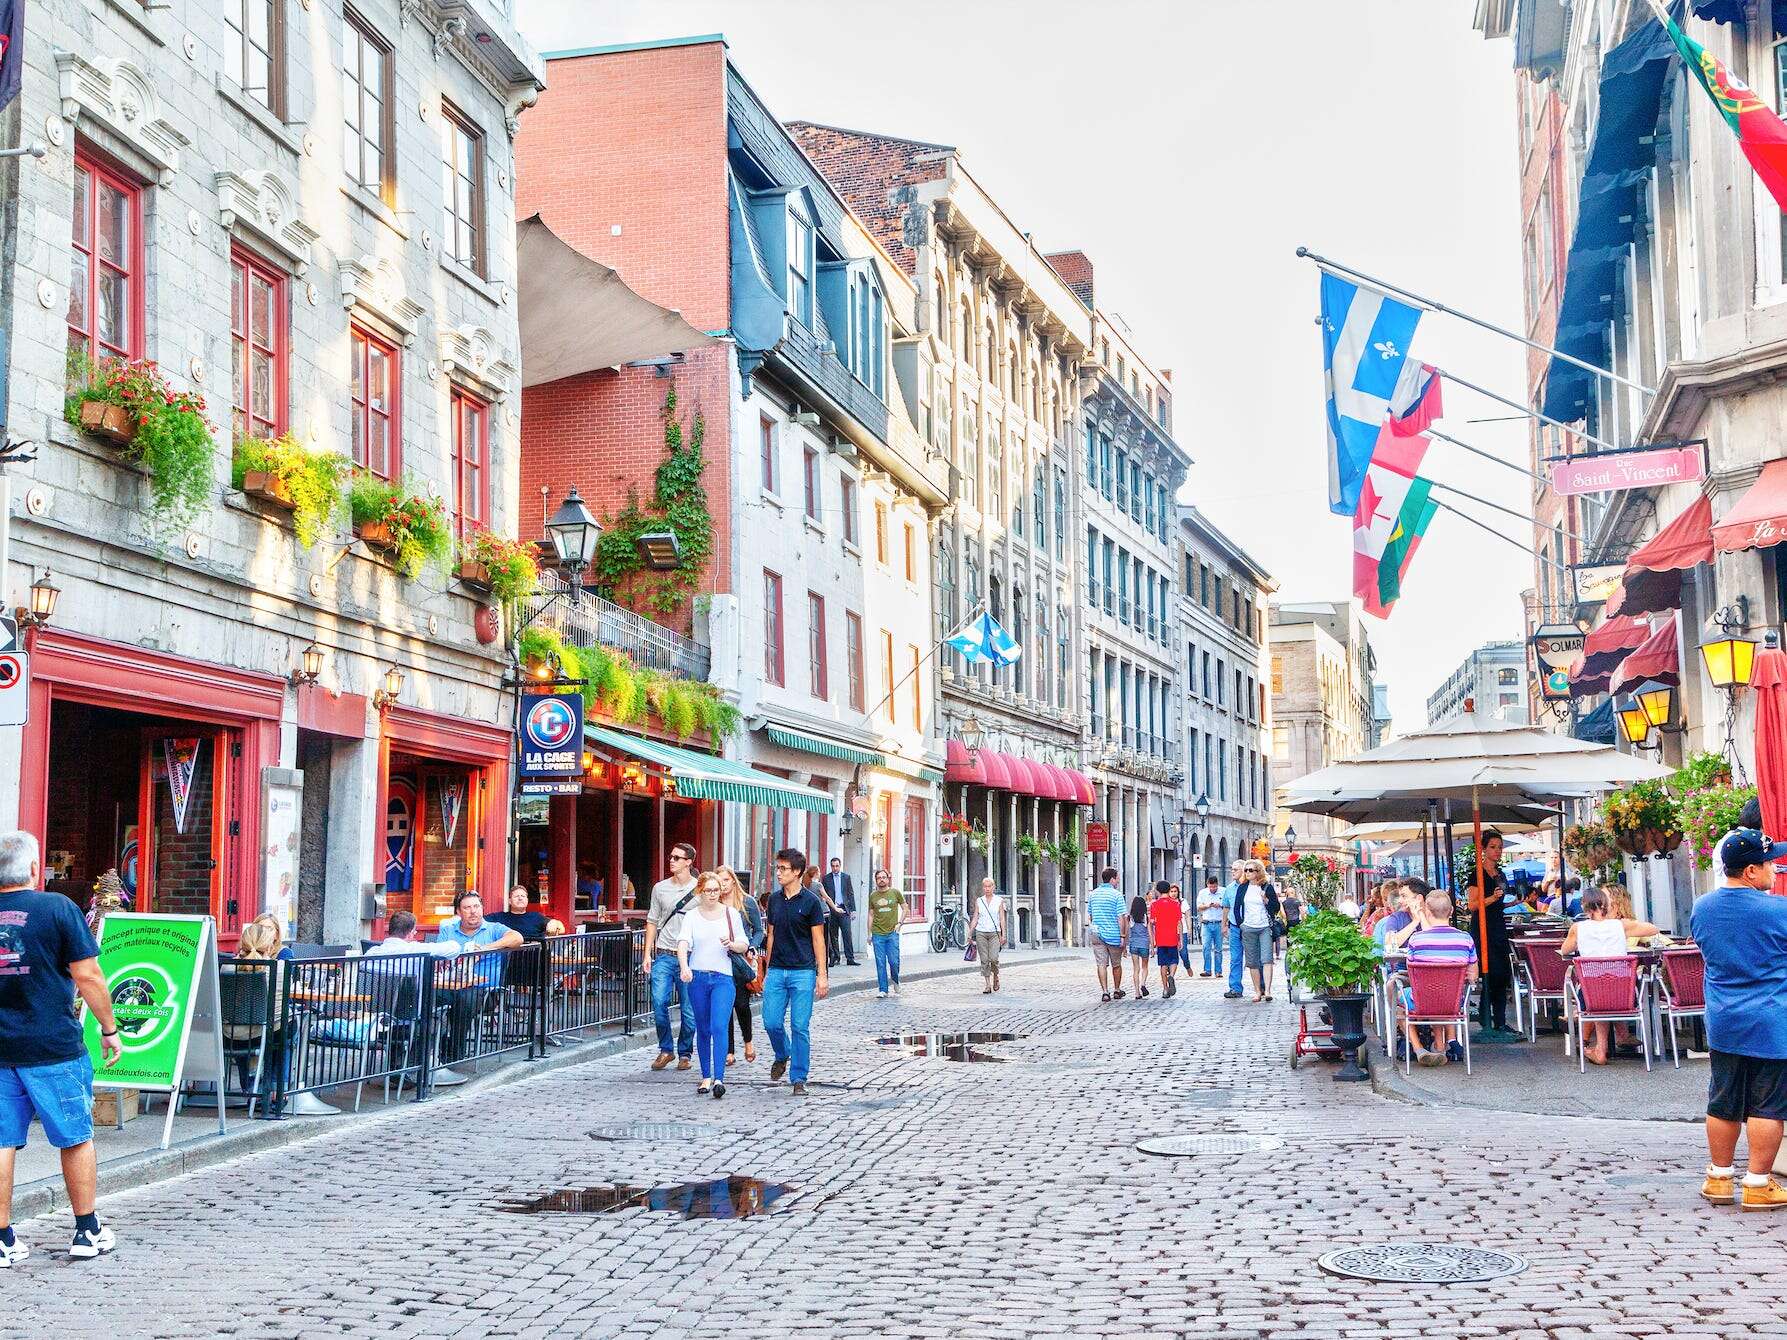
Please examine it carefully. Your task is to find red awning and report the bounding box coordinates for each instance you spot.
[1035,762,1073,801]
[947,741,1094,802]
[1714,459,1787,553]
[1578,614,1651,677]
[1063,768,1096,806]
[1611,618,1681,696]
[1606,495,1713,617]
[1003,756,1042,797]
[944,738,988,785]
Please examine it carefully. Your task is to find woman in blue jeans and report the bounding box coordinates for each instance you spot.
[676,872,750,1099]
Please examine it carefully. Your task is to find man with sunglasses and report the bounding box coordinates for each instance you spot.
[644,843,701,1072]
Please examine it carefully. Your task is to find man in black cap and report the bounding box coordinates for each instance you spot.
[1691,828,1787,1211]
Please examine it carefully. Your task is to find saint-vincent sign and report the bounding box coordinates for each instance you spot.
[1549,446,1704,497]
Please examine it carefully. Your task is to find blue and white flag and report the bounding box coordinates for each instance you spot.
[946,611,1021,666]
[1320,270,1424,516]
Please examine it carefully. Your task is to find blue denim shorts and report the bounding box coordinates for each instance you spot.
[0,1055,96,1149]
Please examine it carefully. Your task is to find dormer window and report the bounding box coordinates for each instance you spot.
[786,203,813,328]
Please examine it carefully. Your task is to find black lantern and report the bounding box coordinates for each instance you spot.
[545,487,601,592]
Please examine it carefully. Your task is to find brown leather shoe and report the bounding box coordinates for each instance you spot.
[1701,1172,1737,1205]
[769,1059,788,1081]
[1742,1178,1787,1212]
[650,1052,673,1071]
[676,1057,692,1071]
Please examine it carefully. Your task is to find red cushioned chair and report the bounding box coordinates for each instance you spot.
[1513,940,1569,1043]
[1568,956,1651,1073]
[1392,959,1473,1077]
[1656,948,1706,1070]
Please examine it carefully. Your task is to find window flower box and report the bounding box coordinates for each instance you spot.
[455,559,493,593]
[79,400,137,446]
[241,470,295,510]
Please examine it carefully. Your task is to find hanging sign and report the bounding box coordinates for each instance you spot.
[1085,821,1110,854]
[385,775,416,893]
[162,738,202,834]
[1572,562,1625,605]
[1549,445,1704,497]
[1530,624,1585,671]
[0,650,25,727]
[438,777,465,848]
[519,691,583,781]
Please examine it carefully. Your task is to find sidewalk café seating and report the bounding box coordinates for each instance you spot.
[1390,959,1474,1077]
[1655,947,1708,1070]
[288,943,354,960]
[1566,955,1652,1074]
[218,962,274,1119]
[305,969,427,1111]
[1372,956,1404,1056]
[1513,939,1569,1042]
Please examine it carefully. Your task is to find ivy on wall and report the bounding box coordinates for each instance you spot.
[518,625,739,745]
[592,385,712,617]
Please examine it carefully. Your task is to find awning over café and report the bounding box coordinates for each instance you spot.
[945,741,1095,804]
[763,723,885,768]
[1606,495,1713,617]
[584,723,835,813]
[1611,618,1681,697]
[1713,459,1787,554]
[1577,613,1651,680]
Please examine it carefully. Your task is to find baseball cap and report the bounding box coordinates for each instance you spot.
[1717,828,1787,870]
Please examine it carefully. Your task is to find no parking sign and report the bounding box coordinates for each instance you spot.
[0,650,25,726]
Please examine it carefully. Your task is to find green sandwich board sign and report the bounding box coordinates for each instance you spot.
[82,913,226,1148]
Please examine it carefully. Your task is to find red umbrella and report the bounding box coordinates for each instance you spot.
[1752,644,1787,894]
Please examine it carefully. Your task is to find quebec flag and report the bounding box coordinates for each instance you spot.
[946,611,1022,666]
[1320,271,1424,516]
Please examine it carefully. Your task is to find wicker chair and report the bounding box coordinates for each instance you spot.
[1568,956,1651,1073]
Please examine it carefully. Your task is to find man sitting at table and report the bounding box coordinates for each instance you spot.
[1376,881,1424,954]
[1396,886,1477,1068]
[433,892,522,1065]
[1691,828,1787,1211]
[487,886,550,943]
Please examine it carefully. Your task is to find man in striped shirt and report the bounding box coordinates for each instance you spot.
[1398,885,1477,1067]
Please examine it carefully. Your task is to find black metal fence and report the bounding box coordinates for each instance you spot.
[217,931,639,1117]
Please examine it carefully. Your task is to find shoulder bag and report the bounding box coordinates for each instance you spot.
[723,909,761,995]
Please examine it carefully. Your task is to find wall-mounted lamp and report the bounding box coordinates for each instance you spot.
[290,642,325,686]
[620,760,648,789]
[635,531,683,571]
[372,664,405,712]
[20,568,59,627]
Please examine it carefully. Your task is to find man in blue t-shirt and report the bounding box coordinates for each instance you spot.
[0,831,124,1264]
[1085,868,1128,1003]
[1690,828,1787,1211]
[1222,861,1247,999]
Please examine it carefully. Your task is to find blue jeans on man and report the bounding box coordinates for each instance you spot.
[871,931,901,993]
[1202,922,1225,976]
[1227,924,1245,994]
[761,966,817,1084]
[650,951,696,1058]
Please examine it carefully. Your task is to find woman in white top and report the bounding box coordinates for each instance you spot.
[972,876,1007,993]
[676,871,750,1098]
[1560,885,1659,1066]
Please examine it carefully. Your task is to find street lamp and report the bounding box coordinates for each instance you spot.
[544,487,601,601]
[372,664,405,712]
[1635,680,1676,730]
[958,712,985,763]
[23,569,60,626]
[1195,793,1211,824]
[1701,632,1759,690]
[290,642,325,686]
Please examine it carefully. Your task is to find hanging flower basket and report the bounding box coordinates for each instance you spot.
[78,400,137,446]
[1614,827,1682,857]
[240,469,296,511]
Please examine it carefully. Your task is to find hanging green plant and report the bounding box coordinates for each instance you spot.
[590,385,713,616]
[1054,823,1084,874]
[456,526,540,604]
[513,625,736,744]
[66,353,216,530]
[347,472,453,580]
[1015,834,1048,866]
[231,433,350,549]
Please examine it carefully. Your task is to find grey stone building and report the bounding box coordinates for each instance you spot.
[0,1,542,947]
[1425,639,1528,727]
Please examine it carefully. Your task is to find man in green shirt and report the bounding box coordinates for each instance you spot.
[866,869,906,999]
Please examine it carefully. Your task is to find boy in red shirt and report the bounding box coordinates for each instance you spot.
[1148,881,1184,999]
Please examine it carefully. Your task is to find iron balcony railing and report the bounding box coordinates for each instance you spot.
[529,581,712,681]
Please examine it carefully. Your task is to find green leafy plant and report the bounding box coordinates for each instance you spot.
[965,822,991,855]
[457,526,540,604]
[1285,909,1380,996]
[1563,820,1620,875]
[231,433,349,549]
[515,625,736,744]
[67,353,216,529]
[347,473,452,580]
[1680,782,1758,871]
[1053,823,1084,875]
[1015,834,1048,866]
[1603,780,1682,856]
[1286,852,1345,910]
[1671,750,1734,797]
[591,386,713,616]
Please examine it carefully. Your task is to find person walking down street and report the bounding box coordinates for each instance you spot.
[1278,887,1305,960]
[1238,861,1282,1003]
[1127,895,1153,999]
[717,867,762,1067]
[1149,881,1183,999]
[822,858,859,967]
[1196,876,1226,979]
[675,872,750,1099]
[1223,862,1247,1000]
[1464,828,1515,1037]
[1690,828,1787,1210]
[1087,867,1128,1002]
[762,848,829,1096]
[973,877,1007,994]
[643,843,701,1073]
[866,869,905,999]
[808,866,842,968]
[0,831,124,1264]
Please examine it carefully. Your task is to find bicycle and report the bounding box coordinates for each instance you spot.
[930,902,968,954]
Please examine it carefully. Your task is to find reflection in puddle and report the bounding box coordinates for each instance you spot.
[495,1175,791,1219]
[874,1031,1025,1062]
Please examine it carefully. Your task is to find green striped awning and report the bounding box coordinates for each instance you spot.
[584,723,836,814]
[916,766,945,784]
[763,724,885,767]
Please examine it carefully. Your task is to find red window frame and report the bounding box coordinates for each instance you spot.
[229,246,287,443]
[69,146,145,362]
[845,612,864,712]
[349,324,400,478]
[902,796,928,920]
[807,591,828,699]
[763,570,785,686]
[451,386,489,536]
[908,645,922,729]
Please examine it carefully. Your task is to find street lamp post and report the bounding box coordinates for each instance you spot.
[543,487,602,604]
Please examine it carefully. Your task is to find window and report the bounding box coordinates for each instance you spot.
[1100,436,1114,498]
[1271,655,1284,695]
[840,476,858,547]
[1116,449,1129,511]
[1118,548,1131,621]
[441,103,486,275]
[1235,667,1243,713]
[786,205,813,326]
[349,325,398,477]
[807,592,828,699]
[875,502,889,565]
[1101,538,1115,615]
[909,646,922,728]
[760,415,779,493]
[904,522,917,582]
[1054,472,1067,556]
[1217,658,1227,707]
[880,630,896,725]
[1189,728,1199,792]
[68,150,143,362]
[342,11,393,201]
[229,246,286,443]
[803,447,819,520]
[843,611,864,714]
[226,1,284,114]
[1202,651,1212,699]
[763,572,785,686]
[450,387,488,536]
[1087,527,1100,607]
[902,797,928,919]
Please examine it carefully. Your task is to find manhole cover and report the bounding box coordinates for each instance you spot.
[1316,1244,1528,1283]
[1135,1134,1283,1157]
[588,1121,730,1142]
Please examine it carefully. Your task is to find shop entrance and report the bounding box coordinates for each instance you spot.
[384,753,482,931]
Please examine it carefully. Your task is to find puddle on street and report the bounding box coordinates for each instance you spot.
[874,1031,1025,1061]
[495,1175,791,1219]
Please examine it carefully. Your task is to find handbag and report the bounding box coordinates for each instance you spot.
[963,939,979,962]
[724,909,759,995]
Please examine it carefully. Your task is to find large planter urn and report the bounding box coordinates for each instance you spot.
[1324,991,1371,1082]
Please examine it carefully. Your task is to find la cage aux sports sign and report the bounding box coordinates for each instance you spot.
[518,691,583,789]
[1549,445,1703,497]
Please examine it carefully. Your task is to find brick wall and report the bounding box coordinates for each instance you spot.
[152,738,216,919]
[418,772,470,927]
[1044,251,1095,309]
[784,123,950,277]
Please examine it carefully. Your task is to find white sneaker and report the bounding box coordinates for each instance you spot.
[876,991,888,1000]
[69,1225,115,1259]
[0,1237,26,1267]
[891,983,901,996]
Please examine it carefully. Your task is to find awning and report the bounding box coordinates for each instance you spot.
[1714,459,1787,553]
[584,723,834,813]
[517,215,717,387]
[945,742,1095,804]
[1035,762,1073,802]
[1572,697,1619,746]
[762,724,885,768]
[1004,756,1042,797]
[1606,495,1713,617]
[1568,656,1612,698]
[1578,613,1651,677]
[1611,619,1681,697]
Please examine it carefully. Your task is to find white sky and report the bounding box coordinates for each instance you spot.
[518,0,1533,735]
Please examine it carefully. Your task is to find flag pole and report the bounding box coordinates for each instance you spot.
[1428,428,1548,486]
[1435,368,1626,454]
[1297,247,1657,397]
[1431,498,1543,557]
[862,600,988,729]
[1427,477,1591,545]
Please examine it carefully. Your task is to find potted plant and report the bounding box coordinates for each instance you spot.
[456,527,540,603]
[1015,834,1047,867]
[66,354,216,528]
[1286,852,1345,911]
[1284,909,1380,1082]
[1563,820,1620,875]
[1679,782,1758,871]
[965,822,991,855]
[231,434,350,549]
[1603,781,1683,857]
[347,473,452,580]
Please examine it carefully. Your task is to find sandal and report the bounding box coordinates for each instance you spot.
[696,1080,713,1095]
[1101,992,1111,1003]
[745,1044,757,1063]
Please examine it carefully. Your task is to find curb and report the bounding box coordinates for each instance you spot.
[14,948,1079,1221]
[1366,1037,1704,1124]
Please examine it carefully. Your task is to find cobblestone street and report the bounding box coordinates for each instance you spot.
[5,958,1777,1340]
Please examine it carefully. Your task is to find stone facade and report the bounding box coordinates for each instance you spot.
[1425,639,1529,726]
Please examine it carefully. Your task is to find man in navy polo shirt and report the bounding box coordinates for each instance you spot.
[1691,828,1787,1211]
